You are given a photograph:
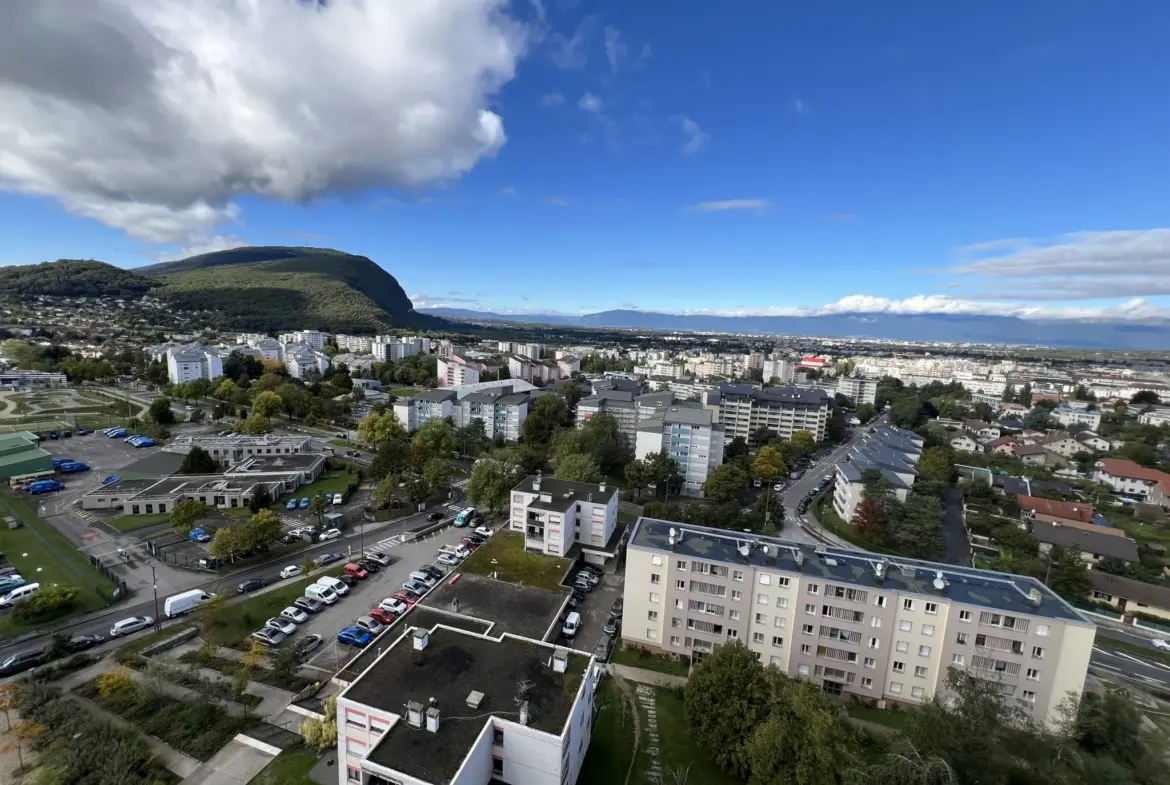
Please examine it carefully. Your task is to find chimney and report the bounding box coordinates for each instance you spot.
[412,629,429,651]
[406,700,424,728]
[552,648,569,673]
[518,700,529,726]
[425,706,440,733]
[599,481,607,494]
[1027,587,1043,607]
[533,472,542,492]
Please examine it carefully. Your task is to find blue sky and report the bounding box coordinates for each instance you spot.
[1,1,1169,320]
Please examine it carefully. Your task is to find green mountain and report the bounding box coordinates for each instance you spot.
[141,246,429,332]
[0,260,157,297]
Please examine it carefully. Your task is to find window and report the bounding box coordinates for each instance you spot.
[1036,624,1050,637]
[729,610,740,621]
[772,636,784,647]
[899,620,913,632]
[807,583,820,595]
[675,580,686,590]
[649,592,659,603]
[1026,668,1040,681]
[493,728,505,746]
[1021,690,1037,704]
[732,590,742,601]
[777,576,790,587]
[753,632,765,644]
[892,661,905,673]
[755,613,767,625]
[868,637,880,649]
[651,555,663,566]
[889,682,903,695]
[805,603,817,615]
[956,632,969,645]
[864,657,876,668]
[952,653,965,666]
[492,756,504,776]
[914,666,928,678]
[1031,646,1045,659]
[896,641,909,653]
[677,560,687,571]
[802,624,814,635]
[871,617,883,628]
[774,617,786,629]
[733,570,744,582]
[903,599,915,611]
[800,644,811,654]
[959,610,972,622]
[777,597,789,609]
[647,629,658,640]
[347,767,362,782]
[670,636,681,647]
[757,593,769,606]
[759,574,771,586]
[650,573,661,585]
[911,686,925,699]
[875,596,887,608]
[861,677,873,689]
[728,629,739,638]
[925,602,938,615]
[918,645,932,657]
[770,655,782,666]
[648,611,659,621]
[798,664,810,676]
[922,624,935,637]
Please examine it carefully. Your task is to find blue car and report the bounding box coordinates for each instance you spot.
[286,499,298,510]
[337,627,372,647]
[324,493,333,503]
[298,497,310,509]
[189,528,211,543]
[135,439,156,448]
[106,428,127,438]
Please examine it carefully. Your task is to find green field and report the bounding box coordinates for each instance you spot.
[275,470,358,504]
[202,568,343,649]
[578,678,636,782]
[0,493,120,636]
[390,387,418,398]
[459,530,572,592]
[847,704,910,731]
[611,644,691,677]
[249,747,319,785]
[108,512,171,531]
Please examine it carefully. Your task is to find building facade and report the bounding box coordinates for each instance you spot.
[715,384,832,445]
[509,474,619,556]
[439,355,481,387]
[837,377,878,406]
[165,344,224,384]
[635,406,725,497]
[832,426,924,522]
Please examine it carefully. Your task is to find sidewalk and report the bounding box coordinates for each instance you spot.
[180,739,276,785]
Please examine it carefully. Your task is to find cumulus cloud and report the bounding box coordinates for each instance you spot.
[543,196,571,206]
[0,0,526,246]
[950,229,1170,300]
[604,27,628,74]
[688,199,768,212]
[577,93,603,112]
[541,91,566,107]
[676,116,710,155]
[549,16,595,69]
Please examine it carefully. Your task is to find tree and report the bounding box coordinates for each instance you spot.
[170,498,208,534]
[747,679,860,785]
[1002,385,1015,403]
[423,456,452,494]
[643,450,682,498]
[357,409,407,447]
[148,396,175,424]
[249,484,271,513]
[1046,546,1090,600]
[1121,441,1158,467]
[1023,408,1052,431]
[827,408,848,442]
[889,397,927,429]
[245,508,283,548]
[524,395,572,450]
[1076,689,1141,763]
[278,382,314,420]
[467,456,524,514]
[371,438,411,479]
[856,403,877,423]
[852,497,887,542]
[454,418,489,458]
[374,474,398,508]
[0,683,17,732]
[412,418,456,464]
[43,632,72,663]
[918,447,954,485]
[252,390,284,418]
[791,430,817,457]
[685,639,770,779]
[180,445,217,474]
[725,436,749,461]
[554,453,603,483]
[237,414,272,434]
[208,526,246,562]
[255,372,285,393]
[300,695,338,752]
[702,463,751,502]
[577,412,633,474]
[1130,390,1160,406]
[751,426,778,446]
[891,494,946,561]
[624,457,652,491]
[3,718,47,771]
[200,593,228,629]
[1017,383,1033,408]
[307,493,330,526]
[272,639,309,684]
[752,446,788,482]
[972,402,994,422]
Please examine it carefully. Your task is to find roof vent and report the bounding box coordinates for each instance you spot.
[794,552,805,567]
[518,700,529,726]
[405,700,424,728]
[552,648,570,673]
[425,706,441,733]
[1027,587,1043,607]
[466,690,485,710]
[412,629,429,651]
[533,472,542,492]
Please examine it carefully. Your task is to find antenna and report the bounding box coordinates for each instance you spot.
[932,570,948,591]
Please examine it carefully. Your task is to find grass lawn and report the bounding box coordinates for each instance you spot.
[390,387,417,398]
[249,747,319,785]
[202,569,342,650]
[221,506,254,518]
[643,687,744,785]
[0,493,119,636]
[459,530,572,592]
[847,704,910,730]
[275,470,357,504]
[328,439,367,451]
[578,677,636,782]
[610,644,691,677]
[109,512,171,531]
[1111,515,1170,547]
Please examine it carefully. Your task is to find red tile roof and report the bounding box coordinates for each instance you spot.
[1016,494,1093,524]
[1097,458,1170,484]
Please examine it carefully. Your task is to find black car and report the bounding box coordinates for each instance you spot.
[312,552,342,567]
[602,617,621,637]
[419,565,444,580]
[237,578,266,594]
[68,633,105,652]
[593,633,614,662]
[356,559,379,573]
[427,511,444,522]
[0,648,44,677]
[610,598,624,618]
[337,574,358,587]
[293,596,325,614]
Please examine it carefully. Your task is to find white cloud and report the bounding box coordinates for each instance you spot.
[0,0,526,246]
[578,93,602,112]
[689,199,768,212]
[549,16,595,69]
[677,116,710,155]
[792,98,807,114]
[543,196,570,207]
[499,186,519,197]
[604,26,627,74]
[541,91,566,107]
[155,234,248,262]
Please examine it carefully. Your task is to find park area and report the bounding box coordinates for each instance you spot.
[458,529,573,592]
[0,387,140,431]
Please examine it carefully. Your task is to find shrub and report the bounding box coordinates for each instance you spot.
[12,584,80,624]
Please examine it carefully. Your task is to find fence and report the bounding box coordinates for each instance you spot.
[88,554,130,603]
[1133,617,1170,634]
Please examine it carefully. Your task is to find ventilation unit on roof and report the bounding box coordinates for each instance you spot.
[425,706,441,733]
[1026,587,1043,607]
[519,700,529,726]
[405,700,424,729]
[737,542,751,559]
[466,691,484,710]
[552,648,570,674]
[794,552,805,567]
[873,560,887,581]
[761,544,772,557]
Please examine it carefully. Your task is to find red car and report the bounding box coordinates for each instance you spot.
[369,607,397,626]
[344,562,369,579]
[459,539,479,551]
[392,589,420,606]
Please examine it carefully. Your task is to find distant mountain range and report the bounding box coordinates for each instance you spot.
[420,307,1170,350]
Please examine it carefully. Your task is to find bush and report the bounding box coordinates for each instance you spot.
[13,584,80,623]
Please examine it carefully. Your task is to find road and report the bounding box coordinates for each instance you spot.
[1090,644,1170,691]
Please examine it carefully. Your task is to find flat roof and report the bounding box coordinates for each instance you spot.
[352,626,589,785]
[337,606,494,684]
[116,450,188,480]
[82,478,160,496]
[512,474,617,505]
[423,573,566,641]
[630,517,1088,623]
[227,453,323,472]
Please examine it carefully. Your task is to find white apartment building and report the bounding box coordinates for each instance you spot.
[457,389,533,442]
[394,389,456,433]
[372,336,423,363]
[761,359,795,384]
[622,518,1095,727]
[279,330,326,350]
[1054,407,1102,431]
[1137,407,1170,427]
[715,384,833,445]
[439,355,481,387]
[576,391,638,442]
[509,474,619,556]
[165,344,224,384]
[284,344,330,379]
[334,334,373,354]
[335,624,598,785]
[832,426,924,522]
[635,406,725,497]
[247,337,283,361]
[508,356,562,384]
[837,377,878,407]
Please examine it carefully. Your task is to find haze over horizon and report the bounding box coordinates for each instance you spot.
[1,1,1168,323]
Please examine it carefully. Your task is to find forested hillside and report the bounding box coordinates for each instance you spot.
[0,260,157,297]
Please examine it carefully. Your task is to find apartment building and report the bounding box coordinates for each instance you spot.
[832,426,923,522]
[371,336,422,363]
[509,474,619,556]
[715,384,833,445]
[622,518,1095,726]
[335,625,598,785]
[1137,407,1170,427]
[439,355,481,387]
[278,330,326,350]
[576,391,638,442]
[1054,407,1102,431]
[165,343,224,384]
[837,377,878,406]
[284,343,330,379]
[457,388,533,442]
[508,356,562,384]
[635,406,725,497]
[335,334,373,354]
[394,389,457,433]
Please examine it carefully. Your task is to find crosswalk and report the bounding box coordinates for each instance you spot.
[367,499,465,553]
[75,506,103,526]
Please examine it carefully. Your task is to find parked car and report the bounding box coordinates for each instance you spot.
[369,607,397,626]
[408,570,437,587]
[392,589,420,606]
[402,579,428,595]
[337,574,358,587]
[280,565,304,579]
[427,511,444,522]
[298,497,310,509]
[75,428,89,435]
[418,565,444,581]
[365,552,393,566]
[0,649,44,677]
[251,628,287,647]
[293,596,325,614]
[337,627,372,647]
[286,499,299,510]
[379,598,408,614]
[188,528,211,543]
[344,562,369,579]
[472,526,494,538]
[297,634,324,655]
[109,616,154,638]
[602,617,621,637]
[68,633,105,652]
[437,553,460,567]
[593,633,615,662]
[265,617,297,637]
[575,570,600,587]
[237,578,266,594]
[561,611,581,638]
[355,558,379,573]
[280,606,309,624]
[312,552,342,567]
[572,577,593,593]
[355,615,385,635]
[319,529,341,542]
[1153,639,1170,651]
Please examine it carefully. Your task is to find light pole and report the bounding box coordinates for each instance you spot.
[144,559,161,632]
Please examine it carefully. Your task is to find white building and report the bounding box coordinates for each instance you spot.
[278,330,326,350]
[832,425,924,522]
[509,474,619,556]
[335,624,598,785]
[372,336,423,363]
[335,334,373,354]
[394,390,456,434]
[635,406,725,497]
[394,381,538,438]
[1054,407,1102,431]
[165,344,224,384]
[1137,407,1170,427]
[837,377,878,407]
[284,344,330,379]
[761,359,794,383]
[439,355,481,387]
[715,384,833,445]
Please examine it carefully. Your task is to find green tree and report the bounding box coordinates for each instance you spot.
[237,414,271,434]
[277,382,314,420]
[299,695,338,753]
[685,639,771,779]
[725,436,749,461]
[1130,390,1160,406]
[1023,408,1053,431]
[374,474,398,508]
[702,462,751,502]
[747,679,860,785]
[245,508,283,548]
[208,526,245,562]
[357,409,407,447]
[169,498,208,535]
[752,446,788,482]
[467,456,524,514]
[251,390,284,418]
[371,438,411,479]
[577,412,633,474]
[554,453,603,483]
[1121,441,1158,467]
[855,403,877,422]
[307,493,329,526]
[1018,383,1033,408]
[412,418,456,464]
[624,457,652,491]
[422,456,452,494]
[179,446,217,474]
[43,632,72,663]
[214,378,238,401]
[248,484,271,513]
[1076,688,1141,764]
[791,430,817,456]
[523,395,572,451]
[917,447,954,485]
[271,640,309,685]
[752,426,778,446]
[1046,546,1090,600]
[148,396,175,424]
[827,407,848,442]
[891,494,946,561]
[889,397,927,429]
[643,450,682,498]
[454,418,489,458]
[255,372,285,393]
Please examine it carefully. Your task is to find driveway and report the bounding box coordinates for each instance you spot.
[941,489,972,566]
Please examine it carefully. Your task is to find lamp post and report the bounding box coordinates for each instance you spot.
[144,559,161,632]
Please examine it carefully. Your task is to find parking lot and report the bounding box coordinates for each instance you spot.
[554,564,623,655]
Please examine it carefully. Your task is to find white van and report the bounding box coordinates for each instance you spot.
[0,582,40,608]
[164,589,213,618]
[315,575,349,596]
[562,611,581,638]
[305,584,339,605]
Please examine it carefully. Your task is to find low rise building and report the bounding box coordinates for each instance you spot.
[169,433,315,464]
[278,329,326,350]
[1054,407,1102,431]
[1094,458,1170,498]
[1088,571,1170,622]
[1030,520,1139,565]
[832,426,923,522]
[165,343,223,384]
[949,434,979,453]
[509,474,619,556]
[635,406,724,497]
[1016,495,1104,533]
[837,377,877,406]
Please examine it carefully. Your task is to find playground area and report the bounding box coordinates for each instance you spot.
[0,387,144,431]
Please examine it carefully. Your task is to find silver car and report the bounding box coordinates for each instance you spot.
[251,628,287,647]
[280,606,309,624]
[264,617,297,637]
[109,615,154,638]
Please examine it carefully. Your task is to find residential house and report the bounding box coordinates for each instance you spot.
[964,420,1001,440]
[509,474,619,556]
[1075,431,1112,453]
[1030,520,1140,566]
[950,434,979,453]
[1017,495,1110,535]
[988,436,1020,456]
[832,425,923,522]
[278,330,325,350]
[1094,458,1170,499]
[456,388,533,442]
[1015,443,1056,466]
[1088,571,1170,622]
[1038,433,1083,459]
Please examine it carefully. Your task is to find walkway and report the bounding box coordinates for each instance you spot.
[179,740,276,785]
[942,488,973,566]
[66,693,201,778]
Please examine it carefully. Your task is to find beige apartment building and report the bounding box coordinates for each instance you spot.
[622,518,1095,727]
[714,384,832,445]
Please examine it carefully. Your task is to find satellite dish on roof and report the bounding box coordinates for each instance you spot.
[669,527,677,539]
[933,570,948,591]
